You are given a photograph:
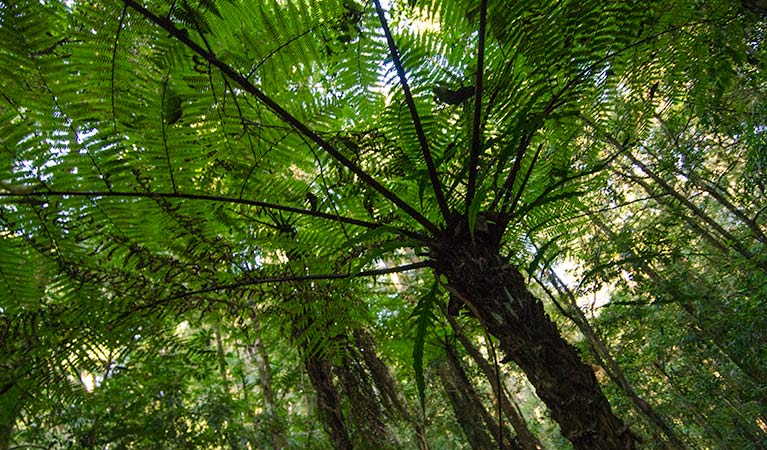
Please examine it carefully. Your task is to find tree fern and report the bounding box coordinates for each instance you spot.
[1,0,764,448]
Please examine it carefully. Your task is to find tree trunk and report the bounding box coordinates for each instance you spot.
[444,339,524,450]
[437,348,504,450]
[335,343,398,449]
[447,315,545,450]
[687,174,767,244]
[539,268,688,450]
[352,329,430,450]
[304,354,354,450]
[246,312,288,450]
[624,153,758,262]
[613,168,731,254]
[589,213,767,388]
[214,324,231,391]
[431,216,635,450]
[652,362,733,450]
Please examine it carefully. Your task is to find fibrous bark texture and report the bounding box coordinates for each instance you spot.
[304,355,353,450]
[431,215,635,450]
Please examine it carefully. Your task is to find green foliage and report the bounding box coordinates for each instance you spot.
[409,281,438,414]
[0,0,765,448]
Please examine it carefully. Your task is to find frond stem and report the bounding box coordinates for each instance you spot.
[491,133,532,212]
[160,69,178,193]
[373,0,450,222]
[0,190,393,232]
[122,0,440,235]
[110,5,127,131]
[506,143,543,217]
[466,0,488,215]
[121,261,433,315]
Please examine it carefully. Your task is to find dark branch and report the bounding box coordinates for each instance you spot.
[465,0,488,215]
[119,261,433,317]
[492,133,532,212]
[373,0,450,222]
[110,6,127,131]
[160,70,178,193]
[0,190,395,232]
[122,0,440,235]
[186,260,432,295]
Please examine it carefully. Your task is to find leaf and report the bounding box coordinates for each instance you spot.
[410,281,438,414]
[528,233,564,275]
[162,87,183,125]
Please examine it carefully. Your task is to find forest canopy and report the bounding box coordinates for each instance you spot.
[0,0,765,449]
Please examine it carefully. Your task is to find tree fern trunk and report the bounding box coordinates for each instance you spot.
[336,348,398,449]
[444,338,524,450]
[352,329,430,450]
[431,219,635,450]
[304,355,354,450]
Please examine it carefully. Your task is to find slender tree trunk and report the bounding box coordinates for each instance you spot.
[352,329,430,450]
[304,354,354,450]
[212,324,241,450]
[649,115,766,245]
[613,168,731,254]
[624,153,758,262]
[447,315,545,450]
[652,362,733,450]
[302,331,406,450]
[687,174,767,244]
[246,313,288,450]
[431,217,635,450]
[443,338,525,450]
[590,213,767,387]
[214,324,231,391]
[438,346,507,450]
[335,343,398,449]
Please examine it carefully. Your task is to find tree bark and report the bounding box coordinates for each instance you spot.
[352,329,430,450]
[437,348,504,450]
[304,354,354,450]
[444,339,524,450]
[431,216,635,450]
[335,343,398,449]
[447,315,545,450]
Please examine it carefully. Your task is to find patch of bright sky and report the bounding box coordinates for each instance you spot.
[551,259,613,315]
